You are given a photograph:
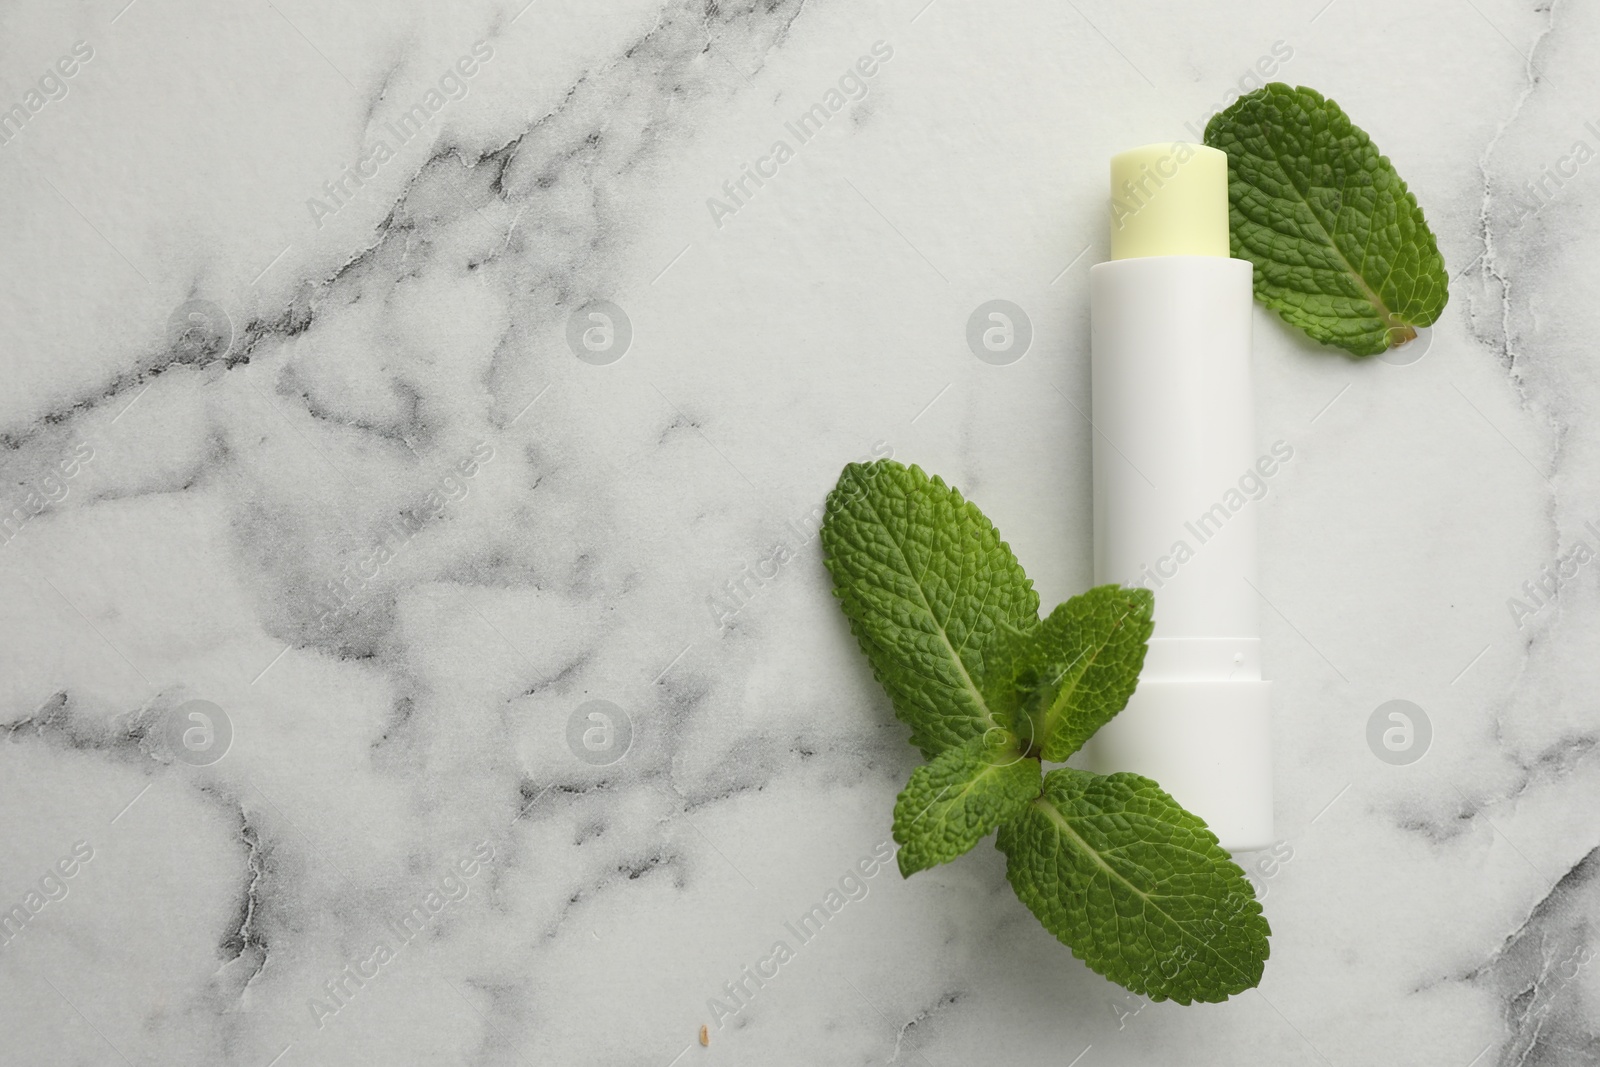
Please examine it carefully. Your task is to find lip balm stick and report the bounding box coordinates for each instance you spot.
[1081,142,1273,853]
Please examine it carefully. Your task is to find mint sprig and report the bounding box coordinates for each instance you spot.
[823,460,1269,1003]
[985,587,1154,762]
[1204,83,1448,357]
[819,461,1038,760]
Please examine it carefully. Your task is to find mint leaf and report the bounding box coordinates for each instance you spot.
[985,585,1153,762]
[893,732,1042,877]
[823,459,1268,998]
[821,460,1039,759]
[997,768,1270,1003]
[1205,82,1448,357]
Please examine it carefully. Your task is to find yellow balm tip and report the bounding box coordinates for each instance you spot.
[1108,143,1229,260]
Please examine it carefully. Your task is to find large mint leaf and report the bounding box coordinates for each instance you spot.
[893,732,1042,877]
[821,460,1039,759]
[984,586,1152,762]
[997,768,1270,1003]
[1205,82,1448,357]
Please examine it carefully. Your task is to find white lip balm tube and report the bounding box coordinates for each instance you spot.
[1081,142,1273,853]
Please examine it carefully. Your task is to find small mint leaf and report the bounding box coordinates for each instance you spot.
[821,460,1040,759]
[893,732,1042,877]
[1204,82,1448,357]
[997,768,1270,1003]
[984,586,1152,762]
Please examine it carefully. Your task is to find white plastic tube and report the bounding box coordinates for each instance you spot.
[1080,143,1273,853]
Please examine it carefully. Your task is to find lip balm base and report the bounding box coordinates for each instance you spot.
[1085,680,1273,853]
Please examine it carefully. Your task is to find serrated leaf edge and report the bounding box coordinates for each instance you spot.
[895,735,1040,877]
[1016,775,1267,1001]
[1206,81,1448,357]
[1028,588,1152,762]
[823,461,1036,753]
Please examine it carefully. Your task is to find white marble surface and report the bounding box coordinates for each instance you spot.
[2,0,1598,1063]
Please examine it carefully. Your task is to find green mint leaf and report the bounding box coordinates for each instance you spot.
[997,768,1270,1003]
[821,460,1040,759]
[1204,82,1448,357]
[892,732,1042,877]
[985,586,1153,762]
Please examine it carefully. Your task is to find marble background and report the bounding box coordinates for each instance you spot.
[2,0,1598,1063]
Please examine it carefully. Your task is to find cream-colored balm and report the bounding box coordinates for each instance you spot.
[1081,142,1273,853]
